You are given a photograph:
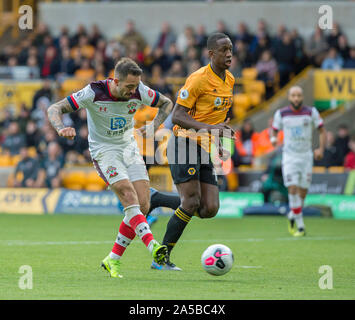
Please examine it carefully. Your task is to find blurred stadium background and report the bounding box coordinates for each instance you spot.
[1,0,355,218]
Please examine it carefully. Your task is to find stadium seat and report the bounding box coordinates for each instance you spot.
[248,92,262,106]
[242,68,258,80]
[62,171,87,190]
[85,171,107,191]
[11,154,21,166]
[27,146,37,158]
[61,78,87,97]
[234,94,251,110]
[0,155,12,166]
[328,166,345,173]
[244,80,266,96]
[312,166,326,173]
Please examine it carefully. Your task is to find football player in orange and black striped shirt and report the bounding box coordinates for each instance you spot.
[152,33,236,271]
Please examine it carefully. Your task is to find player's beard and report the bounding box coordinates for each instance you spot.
[291,101,303,109]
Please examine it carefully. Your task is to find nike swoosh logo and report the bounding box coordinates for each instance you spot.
[215,252,228,258]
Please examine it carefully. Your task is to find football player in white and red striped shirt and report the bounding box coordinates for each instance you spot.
[47,58,173,277]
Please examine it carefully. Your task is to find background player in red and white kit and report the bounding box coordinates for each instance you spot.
[271,86,326,237]
[47,58,173,277]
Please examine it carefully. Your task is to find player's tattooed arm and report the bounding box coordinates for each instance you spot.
[47,98,76,140]
[138,94,173,137]
[152,93,173,131]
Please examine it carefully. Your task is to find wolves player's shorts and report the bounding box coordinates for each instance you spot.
[167,135,218,186]
[92,143,149,185]
[282,155,313,189]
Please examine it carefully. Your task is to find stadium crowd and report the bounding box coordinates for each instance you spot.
[0,20,355,189]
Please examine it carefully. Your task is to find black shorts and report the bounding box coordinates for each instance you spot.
[167,135,218,186]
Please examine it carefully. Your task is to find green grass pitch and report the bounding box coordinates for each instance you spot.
[1,213,355,300]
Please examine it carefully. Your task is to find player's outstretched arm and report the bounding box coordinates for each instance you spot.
[47,98,76,140]
[172,104,235,137]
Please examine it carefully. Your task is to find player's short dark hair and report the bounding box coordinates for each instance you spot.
[207,32,229,50]
[114,57,142,80]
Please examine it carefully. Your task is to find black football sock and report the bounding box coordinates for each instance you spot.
[162,206,192,257]
[149,190,180,214]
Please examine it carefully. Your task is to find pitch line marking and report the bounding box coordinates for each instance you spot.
[0,235,353,246]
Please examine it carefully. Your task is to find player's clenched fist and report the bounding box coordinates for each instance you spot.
[58,127,76,140]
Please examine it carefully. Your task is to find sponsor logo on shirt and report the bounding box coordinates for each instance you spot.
[179,89,189,100]
[110,117,127,130]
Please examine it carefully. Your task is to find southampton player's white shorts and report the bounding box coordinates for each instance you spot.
[91,141,149,186]
[282,154,313,189]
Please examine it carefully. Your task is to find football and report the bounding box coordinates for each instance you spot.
[201,244,234,276]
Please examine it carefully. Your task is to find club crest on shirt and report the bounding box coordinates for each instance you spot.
[180,89,189,100]
[106,166,118,178]
[214,97,222,107]
[303,118,310,126]
[127,102,137,114]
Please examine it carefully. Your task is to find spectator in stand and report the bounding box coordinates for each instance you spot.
[229,55,242,78]
[304,26,328,67]
[326,22,343,49]
[70,24,87,48]
[16,105,30,134]
[40,45,57,78]
[166,60,185,78]
[234,40,252,68]
[74,125,91,163]
[344,134,355,170]
[74,58,95,81]
[31,79,53,112]
[321,47,344,70]
[2,122,26,156]
[32,23,50,48]
[274,32,296,87]
[25,120,42,149]
[89,24,104,47]
[195,25,208,50]
[176,25,195,54]
[337,35,350,60]
[31,96,51,128]
[119,20,147,54]
[154,22,176,53]
[72,35,95,61]
[234,119,258,165]
[334,124,350,166]
[36,125,58,156]
[166,42,182,67]
[272,24,287,47]
[252,35,270,63]
[216,20,232,39]
[38,141,64,188]
[344,47,355,69]
[186,59,201,75]
[13,147,42,188]
[290,28,308,74]
[151,47,171,73]
[233,22,253,46]
[256,50,278,98]
[17,38,32,65]
[314,131,338,168]
[51,46,76,77]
